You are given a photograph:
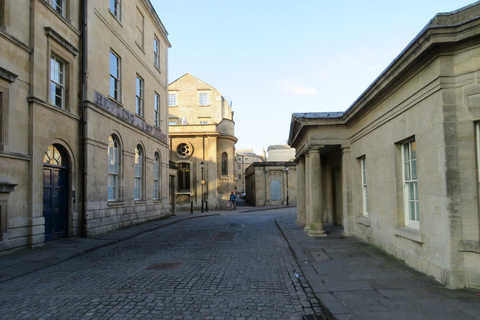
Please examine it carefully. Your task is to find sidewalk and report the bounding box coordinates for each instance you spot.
[0,211,219,284]
[276,213,480,320]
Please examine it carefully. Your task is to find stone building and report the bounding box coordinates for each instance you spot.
[289,3,480,289]
[267,145,295,162]
[244,162,296,207]
[0,0,170,254]
[168,74,237,210]
[235,149,265,193]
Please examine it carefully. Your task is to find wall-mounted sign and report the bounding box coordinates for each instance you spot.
[94,91,167,144]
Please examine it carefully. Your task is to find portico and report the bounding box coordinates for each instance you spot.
[289,111,350,238]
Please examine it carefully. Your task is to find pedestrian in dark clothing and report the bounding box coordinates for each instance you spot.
[229,191,236,210]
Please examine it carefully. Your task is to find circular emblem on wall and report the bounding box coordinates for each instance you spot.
[177,142,193,158]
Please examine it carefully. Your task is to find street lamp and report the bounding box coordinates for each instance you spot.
[201,161,205,212]
[285,165,289,206]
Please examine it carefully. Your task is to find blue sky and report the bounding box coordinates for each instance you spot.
[151,0,476,154]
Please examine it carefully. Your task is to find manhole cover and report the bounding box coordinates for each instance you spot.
[213,232,238,241]
[146,262,181,270]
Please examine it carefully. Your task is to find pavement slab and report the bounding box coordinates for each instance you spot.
[275,212,480,320]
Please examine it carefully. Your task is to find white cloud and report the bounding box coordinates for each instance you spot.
[279,80,317,96]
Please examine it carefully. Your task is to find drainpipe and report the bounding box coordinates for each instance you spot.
[80,0,87,237]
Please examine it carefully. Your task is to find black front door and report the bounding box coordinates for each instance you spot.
[43,145,69,241]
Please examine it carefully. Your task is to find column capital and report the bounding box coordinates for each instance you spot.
[294,157,305,164]
[308,146,323,154]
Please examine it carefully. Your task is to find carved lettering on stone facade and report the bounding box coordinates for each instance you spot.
[94,91,167,143]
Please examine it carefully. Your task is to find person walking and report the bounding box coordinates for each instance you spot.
[229,191,237,210]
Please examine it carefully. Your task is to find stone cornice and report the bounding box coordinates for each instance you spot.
[0,67,18,83]
[0,182,17,193]
[44,27,79,56]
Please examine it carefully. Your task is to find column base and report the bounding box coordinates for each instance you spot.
[308,229,327,237]
[296,220,306,227]
[304,225,310,232]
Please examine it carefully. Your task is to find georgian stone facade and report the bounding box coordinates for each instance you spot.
[0,0,170,254]
[168,74,237,210]
[244,162,296,207]
[289,3,480,289]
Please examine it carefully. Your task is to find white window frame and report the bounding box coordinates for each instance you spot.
[402,140,419,229]
[51,0,66,17]
[110,0,121,19]
[154,93,160,127]
[153,152,160,199]
[108,135,120,201]
[360,157,368,217]
[199,92,208,106]
[109,51,121,101]
[136,75,144,117]
[134,145,143,200]
[50,55,65,108]
[153,36,160,69]
[168,93,176,107]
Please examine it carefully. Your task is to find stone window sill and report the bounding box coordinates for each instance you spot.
[395,227,424,244]
[107,201,125,207]
[458,240,480,253]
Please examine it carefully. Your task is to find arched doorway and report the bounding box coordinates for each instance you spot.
[43,144,69,241]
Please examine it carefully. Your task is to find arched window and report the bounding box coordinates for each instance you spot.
[134,145,143,200]
[178,163,190,191]
[44,144,67,166]
[153,152,161,199]
[107,135,120,201]
[221,152,228,176]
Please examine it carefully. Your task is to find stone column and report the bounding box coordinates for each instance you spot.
[296,157,306,226]
[304,152,311,232]
[341,146,353,235]
[308,147,326,237]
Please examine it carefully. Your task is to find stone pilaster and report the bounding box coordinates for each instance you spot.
[296,157,306,226]
[341,146,353,235]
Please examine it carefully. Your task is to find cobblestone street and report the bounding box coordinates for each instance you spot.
[0,210,325,319]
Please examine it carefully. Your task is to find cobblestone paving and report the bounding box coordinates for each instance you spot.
[0,210,325,319]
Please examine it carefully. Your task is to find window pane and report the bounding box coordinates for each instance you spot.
[411,159,417,180]
[136,77,143,115]
[408,182,415,201]
[185,168,190,189]
[199,93,208,105]
[154,37,160,67]
[109,52,118,77]
[409,201,416,220]
[169,94,176,106]
[178,168,184,190]
[50,56,64,108]
[404,160,411,180]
